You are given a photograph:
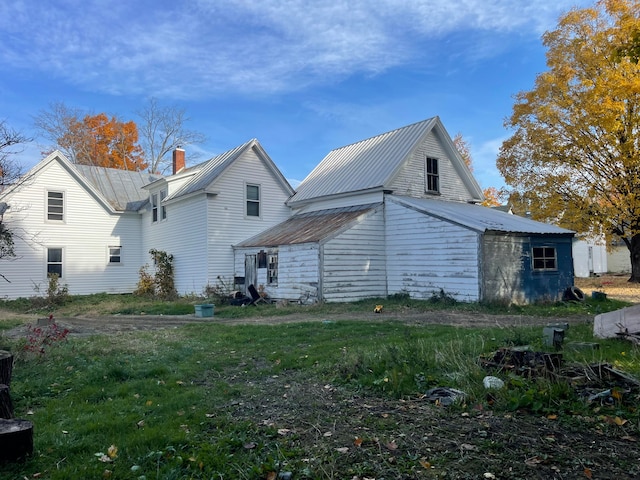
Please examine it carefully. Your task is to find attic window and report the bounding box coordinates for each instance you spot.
[246,184,260,217]
[47,191,64,221]
[425,157,439,193]
[532,246,557,271]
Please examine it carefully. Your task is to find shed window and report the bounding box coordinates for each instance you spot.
[532,246,557,271]
[425,157,439,193]
[267,253,278,284]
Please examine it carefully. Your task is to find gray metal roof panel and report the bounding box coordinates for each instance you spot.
[392,196,574,235]
[75,165,163,211]
[236,204,381,247]
[289,117,438,204]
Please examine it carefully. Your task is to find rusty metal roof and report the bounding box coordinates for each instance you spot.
[236,203,381,247]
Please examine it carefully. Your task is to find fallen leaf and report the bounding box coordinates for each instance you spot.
[243,442,256,449]
[614,416,628,426]
[460,443,477,451]
[205,413,215,418]
[335,447,349,453]
[107,445,118,459]
[354,437,363,447]
[525,456,543,467]
[621,435,637,442]
[137,420,145,428]
[277,428,291,436]
[419,459,431,469]
[386,440,398,451]
[323,431,332,437]
[266,472,276,480]
[584,467,593,479]
[547,414,558,420]
[103,469,112,478]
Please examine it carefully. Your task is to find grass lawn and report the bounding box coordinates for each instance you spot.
[0,293,639,479]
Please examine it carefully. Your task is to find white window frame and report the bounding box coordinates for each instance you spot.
[47,247,63,279]
[425,157,440,194]
[246,183,261,218]
[108,246,122,265]
[160,189,167,220]
[47,190,64,222]
[151,193,158,223]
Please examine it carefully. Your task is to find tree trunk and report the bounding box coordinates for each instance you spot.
[629,234,640,283]
[0,418,33,463]
[0,384,13,419]
[0,350,12,386]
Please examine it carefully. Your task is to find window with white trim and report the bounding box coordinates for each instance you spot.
[246,184,260,217]
[160,189,167,220]
[425,157,439,193]
[532,246,557,271]
[47,191,64,221]
[108,246,122,264]
[47,247,63,278]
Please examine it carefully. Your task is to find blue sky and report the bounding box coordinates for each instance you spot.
[0,0,592,190]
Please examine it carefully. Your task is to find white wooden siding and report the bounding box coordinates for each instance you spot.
[205,148,292,289]
[321,208,386,302]
[234,244,320,301]
[385,200,480,301]
[388,130,473,202]
[141,193,209,296]
[1,160,143,299]
[291,191,385,214]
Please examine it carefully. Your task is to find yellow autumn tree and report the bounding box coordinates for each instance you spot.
[497,0,640,281]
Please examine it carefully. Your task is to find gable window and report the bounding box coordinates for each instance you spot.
[246,184,260,217]
[47,191,64,221]
[109,246,122,264]
[160,189,167,220]
[425,157,439,193]
[532,246,557,271]
[47,247,63,278]
[267,252,278,284]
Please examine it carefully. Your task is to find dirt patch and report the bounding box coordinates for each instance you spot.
[576,274,640,303]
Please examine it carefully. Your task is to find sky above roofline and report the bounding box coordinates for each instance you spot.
[0,0,594,190]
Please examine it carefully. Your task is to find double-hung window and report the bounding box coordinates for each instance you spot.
[151,193,158,223]
[425,157,439,193]
[532,246,557,271]
[47,191,64,221]
[47,247,63,278]
[246,184,260,217]
[152,190,167,223]
[109,246,122,264]
[160,189,167,220]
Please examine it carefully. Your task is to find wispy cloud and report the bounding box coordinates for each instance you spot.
[0,0,590,99]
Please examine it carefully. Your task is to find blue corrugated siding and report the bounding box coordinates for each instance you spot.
[521,236,574,303]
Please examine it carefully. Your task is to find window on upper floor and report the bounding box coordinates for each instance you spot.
[425,157,439,193]
[108,246,122,264]
[532,246,557,271]
[151,193,158,223]
[47,191,64,221]
[246,184,260,217]
[160,189,167,220]
[47,247,63,278]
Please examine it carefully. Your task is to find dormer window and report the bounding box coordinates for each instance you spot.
[151,188,167,223]
[425,157,439,193]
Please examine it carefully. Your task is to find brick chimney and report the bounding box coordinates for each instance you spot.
[172,147,185,174]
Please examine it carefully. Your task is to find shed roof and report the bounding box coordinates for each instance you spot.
[235,203,381,247]
[288,116,483,205]
[75,165,163,211]
[392,196,574,235]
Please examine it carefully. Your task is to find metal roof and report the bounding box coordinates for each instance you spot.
[75,165,162,211]
[235,204,381,247]
[392,196,574,235]
[288,117,440,204]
